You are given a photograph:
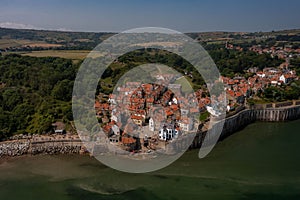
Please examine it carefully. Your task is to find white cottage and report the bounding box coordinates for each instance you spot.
[158,128,179,141]
[149,118,155,132]
[178,118,193,132]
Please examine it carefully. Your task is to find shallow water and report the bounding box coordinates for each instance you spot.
[1,120,300,200]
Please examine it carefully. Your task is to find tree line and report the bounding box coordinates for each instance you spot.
[0,54,78,140]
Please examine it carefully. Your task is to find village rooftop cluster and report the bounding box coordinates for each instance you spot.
[95,73,203,152]
[94,62,299,153]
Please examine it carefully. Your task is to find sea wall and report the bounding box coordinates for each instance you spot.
[0,140,30,157]
[220,104,300,139]
[193,103,300,149]
[30,139,83,155]
[0,137,84,158]
[206,101,300,146]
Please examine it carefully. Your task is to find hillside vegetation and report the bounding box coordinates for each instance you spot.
[0,54,78,140]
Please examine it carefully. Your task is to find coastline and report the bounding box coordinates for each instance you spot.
[221,101,300,135]
[1,101,300,158]
[186,100,300,149]
[0,134,85,158]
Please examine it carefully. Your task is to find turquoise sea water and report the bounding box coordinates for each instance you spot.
[1,120,300,200]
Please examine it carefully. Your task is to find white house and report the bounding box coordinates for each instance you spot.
[206,106,222,117]
[108,97,116,104]
[180,109,189,116]
[172,97,178,104]
[111,115,118,123]
[269,69,278,73]
[158,128,179,141]
[271,80,278,85]
[149,118,155,131]
[111,125,120,135]
[227,105,231,112]
[178,118,193,132]
[279,75,286,84]
[257,73,266,78]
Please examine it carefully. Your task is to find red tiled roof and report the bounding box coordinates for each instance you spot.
[170,104,179,111]
[198,102,205,108]
[227,90,235,97]
[235,92,242,97]
[190,107,199,113]
[165,108,173,116]
[131,115,144,120]
[95,101,101,109]
[146,98,154,103]
[200,98,211,105]
[228,80,235,85]
[102,124,111,133]
[109,94,116,99]
[122,137,136,144]
[240,87,248,94]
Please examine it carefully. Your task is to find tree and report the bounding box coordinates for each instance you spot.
[51,79,74,101]
[1,88,23,111]
[263,87,283,101]
[12,103,34,133]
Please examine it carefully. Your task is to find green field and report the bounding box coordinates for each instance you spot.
[4,50,91,60]
[175,76,194,93]
[0,39,63,49]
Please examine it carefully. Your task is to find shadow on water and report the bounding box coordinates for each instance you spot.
[66,186,164,200]
[240,193,300,200]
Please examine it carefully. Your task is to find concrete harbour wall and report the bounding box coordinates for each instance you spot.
[192,103,300,149]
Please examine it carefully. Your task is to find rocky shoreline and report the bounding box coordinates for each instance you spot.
[0,140,30,157]
[1,102,300,158]
[0,135,85,158]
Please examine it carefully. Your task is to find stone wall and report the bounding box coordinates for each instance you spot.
[0,138,84,157]
[0,140,30,157]
[30,140,83,155]
[194,104,300,148]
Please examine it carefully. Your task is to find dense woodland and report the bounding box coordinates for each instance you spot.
[0,54,78,140]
